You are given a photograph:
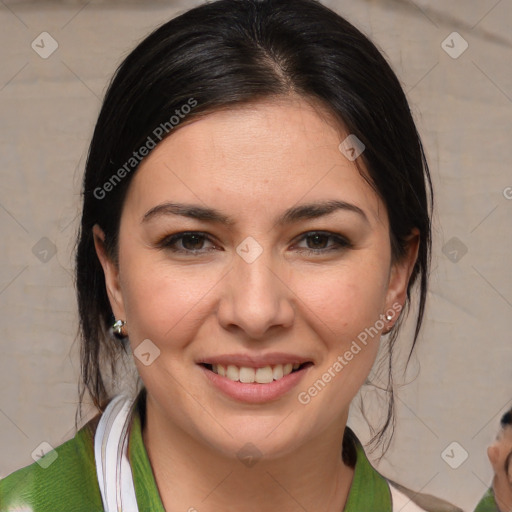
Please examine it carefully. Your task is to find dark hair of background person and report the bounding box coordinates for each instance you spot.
[74,0,433,453]
[501,409,512,427]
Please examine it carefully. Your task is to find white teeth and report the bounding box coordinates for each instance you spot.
[210,362,301,383]
[272,364,283,380]
[239,367,255,383]
[226,365,239,381]
[255,366,274,384]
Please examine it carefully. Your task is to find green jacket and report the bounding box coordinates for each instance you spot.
[0,392,163,512]
[0,390,474,512]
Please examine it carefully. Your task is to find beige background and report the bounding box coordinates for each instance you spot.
[0,0,511,510]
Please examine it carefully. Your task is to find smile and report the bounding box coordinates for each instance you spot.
[199,360,314,403]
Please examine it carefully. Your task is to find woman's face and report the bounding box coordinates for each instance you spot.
[94,97,417,459]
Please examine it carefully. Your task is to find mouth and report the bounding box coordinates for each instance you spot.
[199,362,314,384]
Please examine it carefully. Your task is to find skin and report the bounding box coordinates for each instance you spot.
[93,96,419,511]
[488,424,512,512]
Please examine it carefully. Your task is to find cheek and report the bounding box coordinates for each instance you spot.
[120,255,220,344]
[294,269,387,413]
[293,261,389,341]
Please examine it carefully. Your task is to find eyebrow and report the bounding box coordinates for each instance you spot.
[141,199,369,226]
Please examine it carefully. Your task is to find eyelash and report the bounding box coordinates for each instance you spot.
[157,231,352,256]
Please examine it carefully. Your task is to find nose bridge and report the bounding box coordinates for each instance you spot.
[236,240,278,299]
[219,235,293,337]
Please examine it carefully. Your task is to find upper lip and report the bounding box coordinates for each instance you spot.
[197,352,313,368]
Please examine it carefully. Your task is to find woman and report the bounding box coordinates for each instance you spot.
[0,0,462,510]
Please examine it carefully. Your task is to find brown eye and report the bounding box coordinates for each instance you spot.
[295,231,351,255]
[159,232,217,254]
[180,234,206,250]
[306,233,330,249]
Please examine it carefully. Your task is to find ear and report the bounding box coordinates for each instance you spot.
[92,224,126,321]
[384,228,420,311]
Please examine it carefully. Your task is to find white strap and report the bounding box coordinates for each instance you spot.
[94,394,139,512]
[390,483,428,512]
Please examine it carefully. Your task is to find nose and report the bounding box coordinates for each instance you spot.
[216,244,295,340]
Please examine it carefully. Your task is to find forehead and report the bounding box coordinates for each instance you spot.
[500,424,512,439]
[123,97,386,227]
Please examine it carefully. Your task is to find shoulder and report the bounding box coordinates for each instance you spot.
[388,480,464,512]
[0,415,104,512]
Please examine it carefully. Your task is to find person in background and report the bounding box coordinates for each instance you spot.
[475,408,512,512]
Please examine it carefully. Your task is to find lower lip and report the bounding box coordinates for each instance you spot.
[199,365,311,404]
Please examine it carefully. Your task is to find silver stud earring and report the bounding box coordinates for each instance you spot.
[112,319,127,337]
[385,313,393,321]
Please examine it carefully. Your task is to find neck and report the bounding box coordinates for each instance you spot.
[141,393,355,512]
